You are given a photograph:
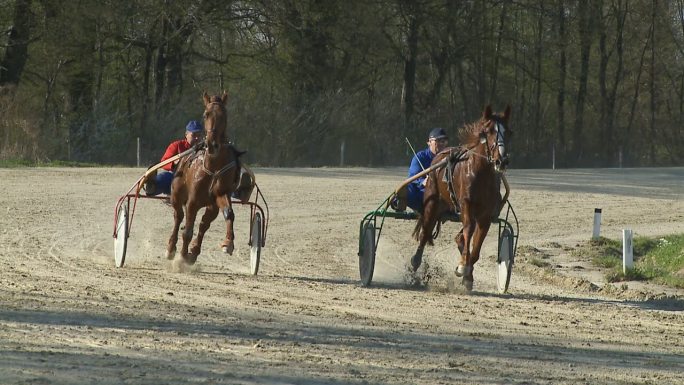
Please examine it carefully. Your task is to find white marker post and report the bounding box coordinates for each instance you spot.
[592,208,602,240]
[623,229,633,273]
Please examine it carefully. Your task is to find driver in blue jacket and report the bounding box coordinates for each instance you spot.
[394,127,449,212]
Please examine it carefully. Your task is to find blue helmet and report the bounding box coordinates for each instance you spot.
[185,120,203,133]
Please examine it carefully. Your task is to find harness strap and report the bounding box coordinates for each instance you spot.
[444,148,468,212]
[202,160,236,177]
[201,155,237,195]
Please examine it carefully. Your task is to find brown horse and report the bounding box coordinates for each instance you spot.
[411,105,512,291]
[166,91,244,264]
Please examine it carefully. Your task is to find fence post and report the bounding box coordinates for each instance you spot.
[622,229,633,273]
[340,140,345,167]
[618,146,623,168]
[592,208,602,240]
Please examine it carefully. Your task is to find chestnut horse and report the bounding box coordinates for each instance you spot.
[411,105,512,291]
[166,91,244,264]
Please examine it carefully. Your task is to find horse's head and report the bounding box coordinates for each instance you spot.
[479,105,512,173]
[202,91,229,153]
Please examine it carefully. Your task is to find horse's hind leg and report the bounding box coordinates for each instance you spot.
[411,199,440,272]
[166,201,184,260]
[218,195,235,255]
[190,205,219,257]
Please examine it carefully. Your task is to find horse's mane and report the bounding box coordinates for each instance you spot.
[457,118,486,147]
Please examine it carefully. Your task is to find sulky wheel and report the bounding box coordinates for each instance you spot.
[496,226,514,293]
[114,201,129,268]
[250,212,262,276]
[358,222,376,287]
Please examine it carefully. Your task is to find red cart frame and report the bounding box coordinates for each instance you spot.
[113,166,269,274]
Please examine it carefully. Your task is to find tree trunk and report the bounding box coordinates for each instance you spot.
[649,0,657,164]
[402,9,419,137]
[556,0,567,159]
[0,0,31,86]
[533,1,544,153]
[488,1,508,100]
[572,0,594,164]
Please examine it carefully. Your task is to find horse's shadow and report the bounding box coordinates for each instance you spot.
[126,264,683,312]
[468,290,684,312]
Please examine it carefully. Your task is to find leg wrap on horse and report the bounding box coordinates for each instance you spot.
[222,207,234,221]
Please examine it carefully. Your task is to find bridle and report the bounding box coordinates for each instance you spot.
[203,101,225,138]
[467,118,508,172]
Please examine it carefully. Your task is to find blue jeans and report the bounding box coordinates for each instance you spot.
[150,170,174,196]
[407,182,424,212]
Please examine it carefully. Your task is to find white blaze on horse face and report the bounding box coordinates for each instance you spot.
[495,122,506,157]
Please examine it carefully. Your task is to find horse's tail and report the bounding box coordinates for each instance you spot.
[412,169,443,244]
[412,213,423,241]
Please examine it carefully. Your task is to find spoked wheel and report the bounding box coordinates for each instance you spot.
[496,226,514,293]
[358,222,376,287]
[250,212,262,276]
[114,202,129,268]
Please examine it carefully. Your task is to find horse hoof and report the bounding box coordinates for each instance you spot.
[166,248,176,260]
[410,254,422,272]
[462,278,473,292]
[221,244,234,255]
[455,264,465,277]
[184,252,198,265]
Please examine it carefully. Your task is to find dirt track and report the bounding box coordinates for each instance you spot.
[1,166,683,384]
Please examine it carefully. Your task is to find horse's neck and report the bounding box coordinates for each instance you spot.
[202,143,235,168]
[462,144,495,176]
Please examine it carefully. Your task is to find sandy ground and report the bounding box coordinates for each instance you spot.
[0,166,683,385]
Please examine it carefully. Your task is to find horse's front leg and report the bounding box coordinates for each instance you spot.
[181,201,200,264]
[455,202,473,277]
[455,228,465,274]
[166,200,184,260]
[470,220,492,266]
[463,220,492,291]
[458,212,476,292]
[190,204,219,258]
[218,195,235,255]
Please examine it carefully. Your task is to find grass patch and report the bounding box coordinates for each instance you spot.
[605,267,648,283]
[529,258,551,268]
[0,158,101,168]
[580,235,684,288]
[636,234,684,288]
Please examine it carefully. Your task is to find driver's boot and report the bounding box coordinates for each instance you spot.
[235,167,255,203]
[390,186,407,212]
[144,169,157,195]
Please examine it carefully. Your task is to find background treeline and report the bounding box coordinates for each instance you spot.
[1,0,683,168]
